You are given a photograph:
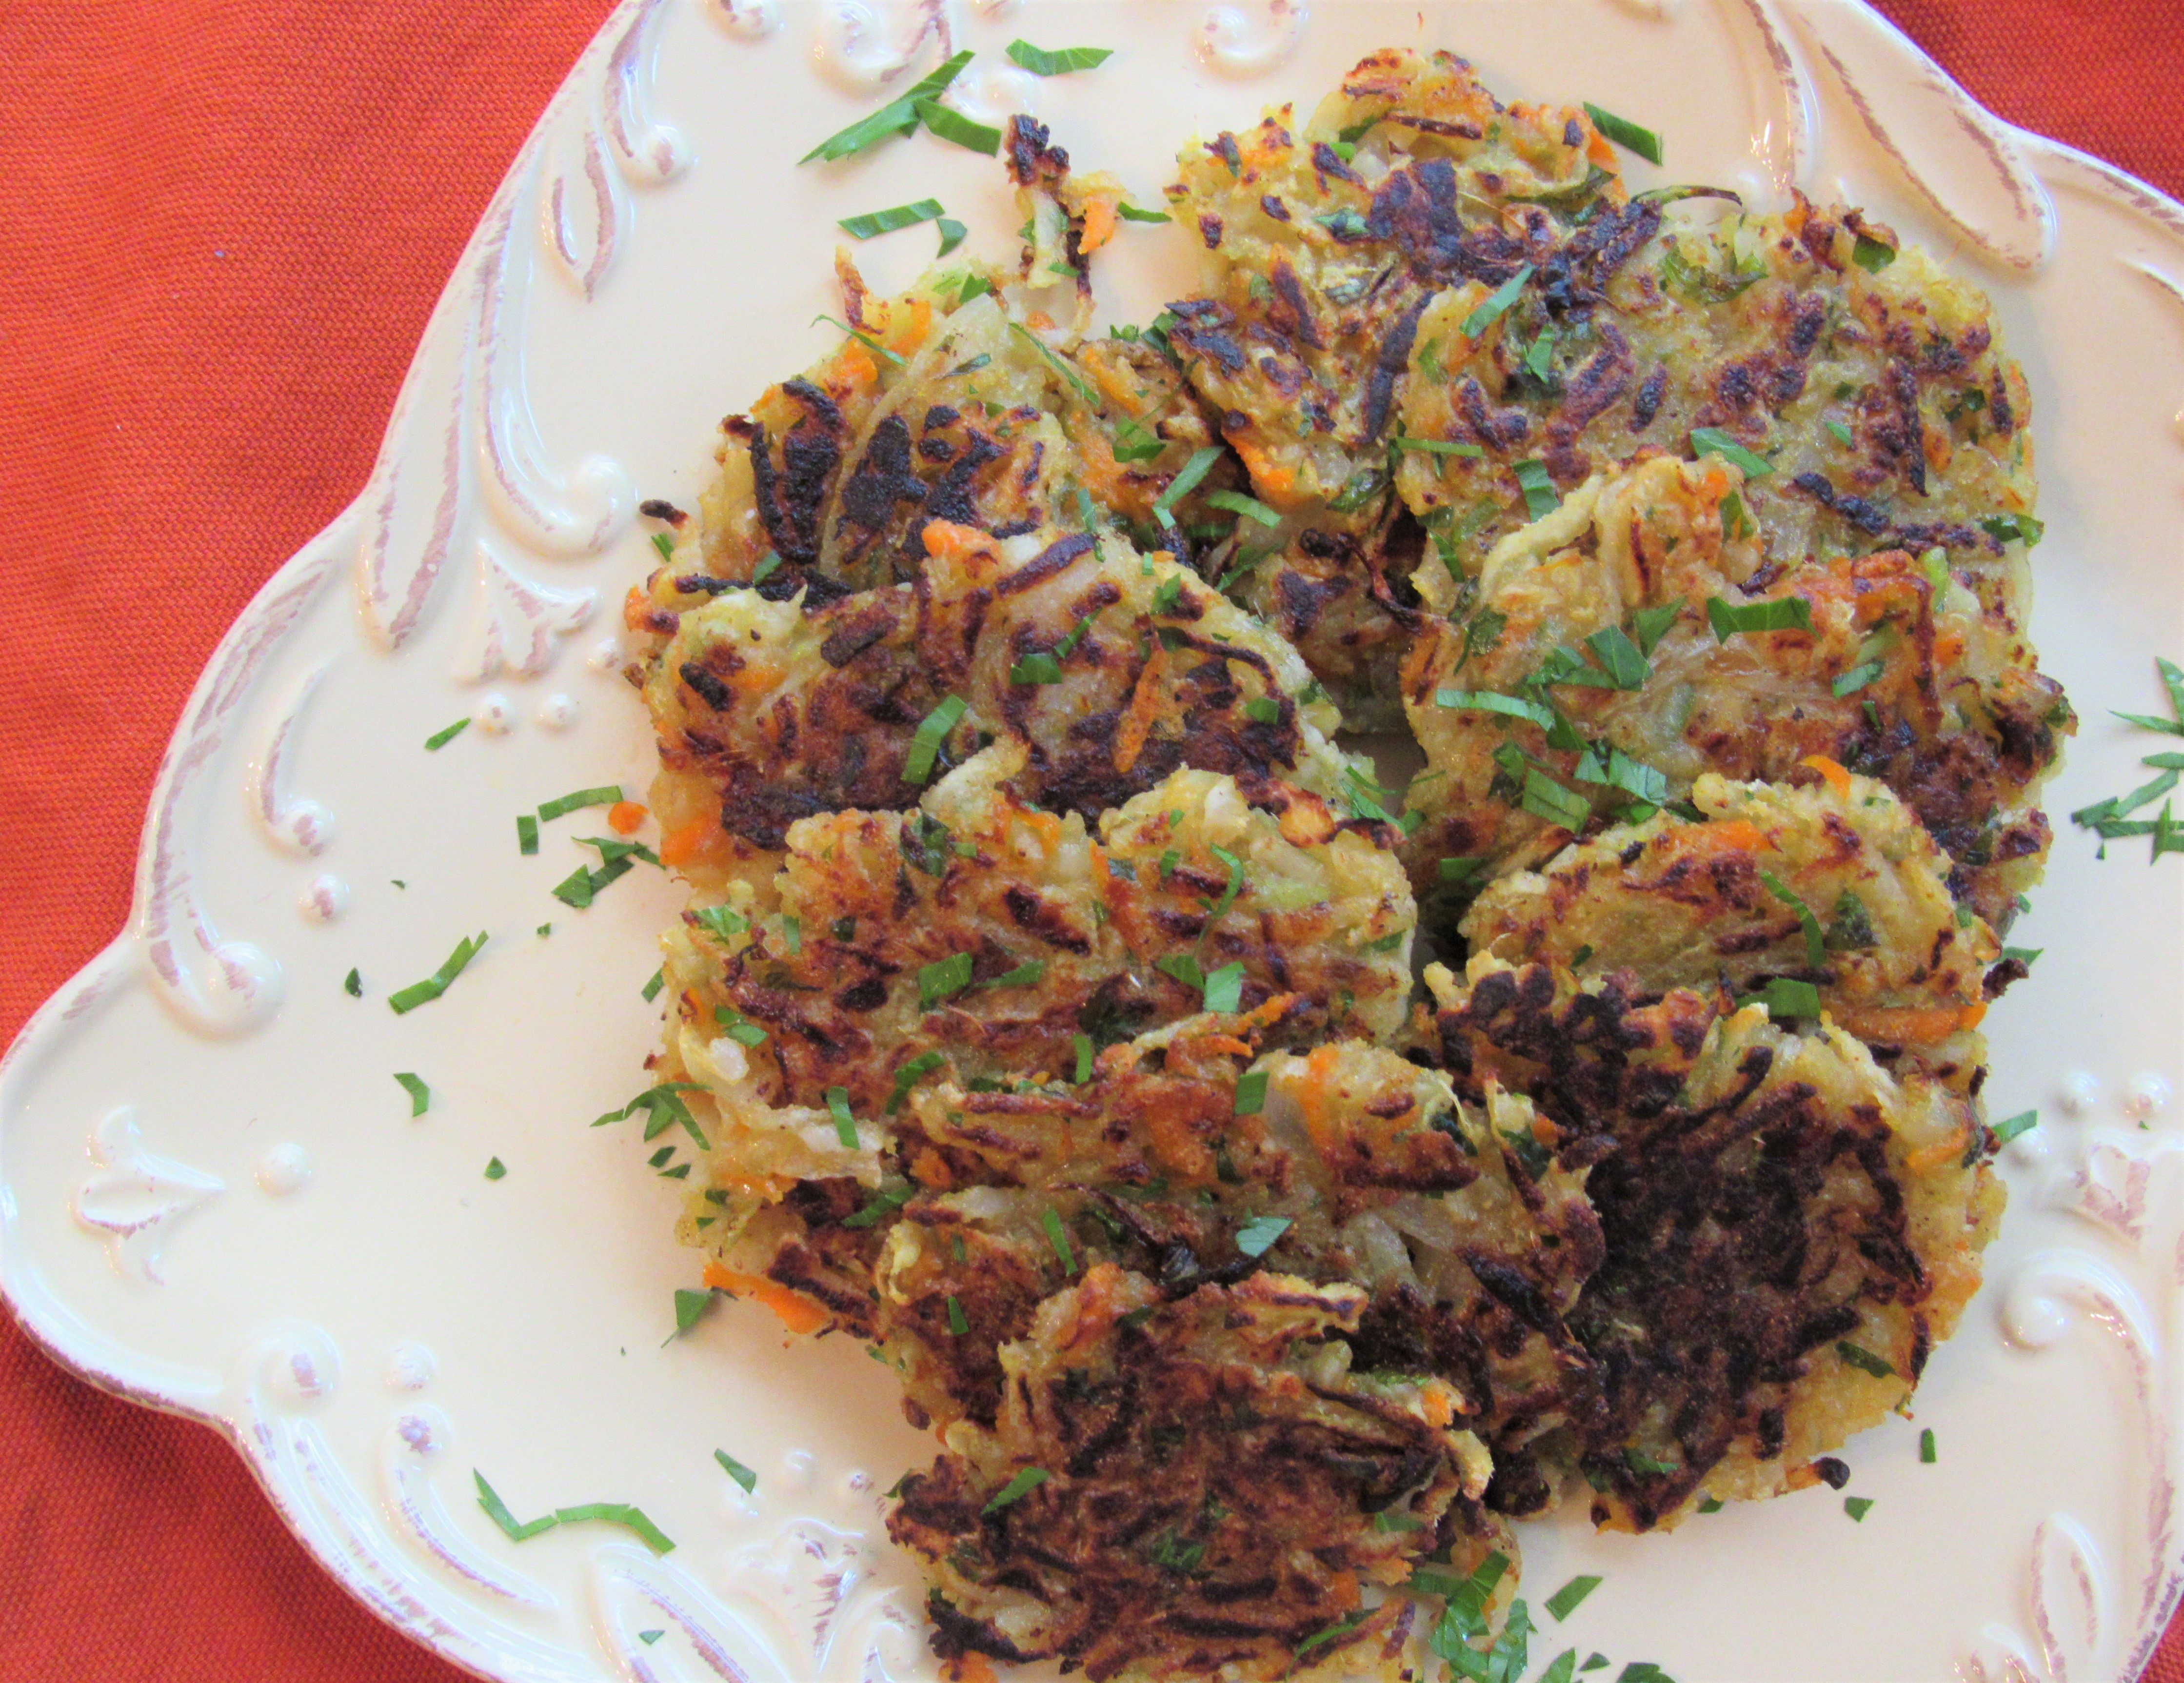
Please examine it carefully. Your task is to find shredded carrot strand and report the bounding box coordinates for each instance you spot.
[1080,194,1119,256]
[1800,755,1853,797]
[703,1265,828,1335]
[659,815,728,869]
[1113,646,1169,775]
[1905,1123,1973,1176]
[921,518,991,563]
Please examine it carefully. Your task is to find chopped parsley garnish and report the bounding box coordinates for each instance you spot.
[1461,264,1533,337]
[1759,871,1826,968]
[904,693,968,783]
[1991,1109,2038,1145]
[1150,574,1186,615]
[1201,961,1245,1014]
[1739,976,1822,1020]
[638,1631,663,1646]
[1616,1665,1675,1683]
[593,1082,707,1148]
[1844,1496,1874,1522]
[650,531,675,561]
[1833,659,1885,697]
[1244,694,1280,723]
[1072,1032,1095,1084]
[983,1465,1050,1513]
[1512,457,1560,518]
[945,1294,969,1335]
[1583,624,1650,688]
[1920,1428,1938,1464]
[978,959,1046,990]
[1152,445,1224,525]
[825,1087,860,1150]
[1316,206,1370,240]
[1373,1510,1426,1532]
[1825,418,1854,446]
[674,1287,721,1335]
[918,951,975,1009]
[1804,897,1869,961]
[812,311,904,367]
[1521,769,1591,832]
[1979,512,2045,547]
[1540,1653,1579,1683]
[713,1448,757,1493]
[800,49,973,163]
[641,967,665,1003]
[2001,945,2042,967]
[344,968,362,997]
[2113,657,2184,738]
[1836,1340,1896,1379]
[1706,594,1811,642]
[551,852,634,908]
[474,1470,558,1542]
[1397,436,1486,458]
[1296,1612,1368,1659]
[537,785,622,822]
[1851,233,1897,272]
[1689,426,1773,477]
[1623,1446,1680,1476]
[548,1502,675,1554]
[1340,762,1425,835]
[1206,488,1281,527]
[844,1182,914,1228]
[1233,1069,1269,1115]
[915,98,1001,154]
[482,1157,506,1181]
[1110,415,1164,464]
[1696,1498,1724,1516]
[1155,952,1204,992]
[1207,845,1246,918]
[1584,102,1663,164]
[388,931,488,1014]
[1042,1207,1078,1274]
[424,717,470,751]
[1234,1213,1290,1257]
[516,812,539,855]
[1005,39,1113,74]
[837,198,944,239]
[886,1050,946,1113]
[1436,689,1556,730]
[1545,1575,1602,1622]
[692,905,750,942]
[395,1072,430,1115]
[1116,202,1171,223]
[935,217,967,257]
[750,550,783,585]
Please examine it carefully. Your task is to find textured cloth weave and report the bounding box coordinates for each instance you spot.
[0,2,2177,1677]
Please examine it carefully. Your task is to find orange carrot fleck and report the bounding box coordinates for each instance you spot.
[1112,647,1169,776]
[1080,193,1119,255]
[921,519,991,563]
[607,801,647,835]
[1905,1123,1973,1176]
[1800,755,1853,797]
[703,1264,828,1335]
[660,815,728,869]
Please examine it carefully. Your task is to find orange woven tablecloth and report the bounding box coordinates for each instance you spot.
[0,3,2177,1678]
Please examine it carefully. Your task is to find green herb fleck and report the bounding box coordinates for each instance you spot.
[915,99,1001,155]
[714,1449,757,1493]
[1234,1213,1290,1258]
[388,931,488,1014]
[1844,1496,1874,1522]
[344,969,362,998]
[1992,1109,2038,1145]
[1005,39,1113,74]
[1513,458,1560,518]
[424,717,470,751]
[1584,102,1663,164]
[1545,1576,1602,1623]
[904,694,968,783]
[1689,426,1773,477]
[838,198,944,239]
[800,50,972,163]
[1706,594,1811,642]
[1461,264,1533,337]
[983,1465,1050,1513]
[395,1072,430,1116]
[1836,1340,1896,1379]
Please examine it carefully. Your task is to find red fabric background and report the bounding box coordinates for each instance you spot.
[0,2,2176,1678]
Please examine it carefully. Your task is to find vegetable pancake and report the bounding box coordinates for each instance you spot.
[608,40,2070,1683]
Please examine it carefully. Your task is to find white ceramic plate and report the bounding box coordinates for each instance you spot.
[5,2,2182,1679]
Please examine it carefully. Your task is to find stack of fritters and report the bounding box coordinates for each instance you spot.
[627,47,2066,1683]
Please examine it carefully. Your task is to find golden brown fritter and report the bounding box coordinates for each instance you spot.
[1400,455,2071,923]
[879,1022,1600,1466]
[1459,772,1999,1078]
[1393,199,2040,599]
[642,522,1355,873]
[888,1264,1506,1682]
[1164,48,1628,723]
[663,753,1411,1123]
[1424,956,2004,1530]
